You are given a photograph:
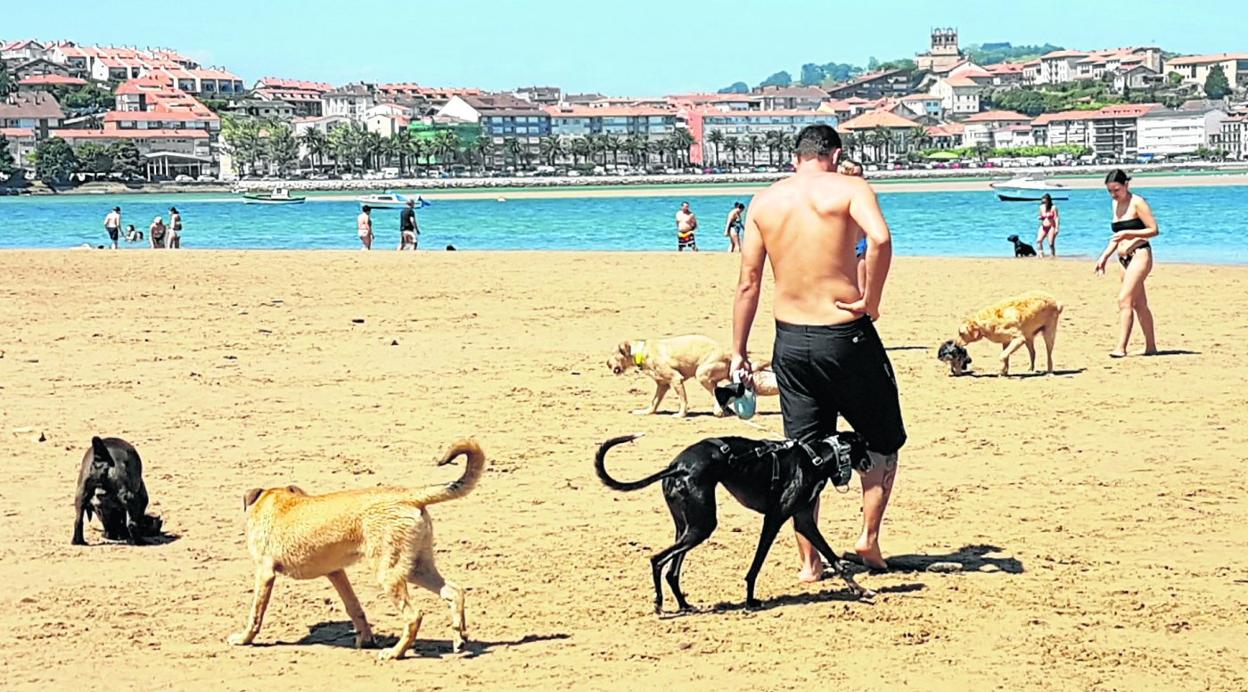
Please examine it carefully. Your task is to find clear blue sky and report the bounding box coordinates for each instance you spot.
[6,0,1246,94]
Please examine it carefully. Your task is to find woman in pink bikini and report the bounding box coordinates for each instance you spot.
[1035,194,1060,257]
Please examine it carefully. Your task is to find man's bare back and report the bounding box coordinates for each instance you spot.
[744,171,892,326]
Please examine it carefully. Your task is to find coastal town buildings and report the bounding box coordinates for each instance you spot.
[688,109,838,165]
[0,90,65,136]
[1164,53,1248,90]
[1138,105,1228,158]
[929,76,984,115]
[1219,114,1248,159]
[961,110,1032,147]
[252,78,332,118]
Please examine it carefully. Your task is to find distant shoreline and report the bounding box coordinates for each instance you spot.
[5,163,1248,201]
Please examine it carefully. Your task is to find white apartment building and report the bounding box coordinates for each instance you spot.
[1164,53,1248,90]
[1138,107,1228,157]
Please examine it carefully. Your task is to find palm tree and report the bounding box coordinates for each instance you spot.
[840,131,858,161]
[471,135,494,172]
[671,128,695,167]
[604,133,623,167]
[329,122,362,172]
[408,137,428,175]
[764,130,783,165]
[221,115,263,176]
[626,134,648,167]
[391,129,413,174]
[908,126,931,155]
[434,130,461,167]
[779,132,795,164]
[360,130,383,171]
[745,134,762,166]
[504,137,524,169]
[723,136,740,167]
[571,137,592,166]
[706,129,725,167]
[299,127,329,171]
[539,136,564,166]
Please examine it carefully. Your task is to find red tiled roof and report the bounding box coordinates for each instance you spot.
[104,110,217,122]
[52,128,210,140]
[17,74,88,87]
[1031,110,1097,125]
[943,76,983,88]
[1165,52,1248,66]
[985,63,1025,74]
[1041,50,1089,60]
[839,109,921,130]
[546,105,675,118]
[257,77,333,92]
[0,127,36,139]
[964,110,1031,123]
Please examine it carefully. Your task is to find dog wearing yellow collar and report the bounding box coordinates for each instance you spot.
[608,336,769,417]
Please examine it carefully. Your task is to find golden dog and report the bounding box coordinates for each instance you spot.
[608,336,774,417]
[957,291,1063,375]
[227,439,485,661]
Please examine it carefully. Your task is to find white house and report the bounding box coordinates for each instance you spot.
[1138,107,1228,157]
[962,110,1032,146]
[930,76,983,115]
[1164,53,1248,90]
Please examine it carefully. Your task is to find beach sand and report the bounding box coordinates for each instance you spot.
[1,250,1246,690]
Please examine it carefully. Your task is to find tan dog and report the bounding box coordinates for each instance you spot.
[608,336,774,417]
[227,439,485,661]
[957,291,1063,375]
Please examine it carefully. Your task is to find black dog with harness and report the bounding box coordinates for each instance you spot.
[594,432,875,613]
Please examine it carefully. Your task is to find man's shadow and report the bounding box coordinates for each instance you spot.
[964,368,1085,379]
[841,544,1024,574]
[287,621,569,659]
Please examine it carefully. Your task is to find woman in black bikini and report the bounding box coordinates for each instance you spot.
[1094,169,1158,358]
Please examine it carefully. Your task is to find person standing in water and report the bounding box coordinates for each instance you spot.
[167,207,183,249]
[675,201,698,251]
[399,199,419,251]
[724,202,745,252]
[1095,169,1158,358]
[149,216,167,248]
[103,206,122,250]
[1036,194,1060,257]
[357,205,374,250]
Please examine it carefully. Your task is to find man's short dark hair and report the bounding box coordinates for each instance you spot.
[794,125,843,160]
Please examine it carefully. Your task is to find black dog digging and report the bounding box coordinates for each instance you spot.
[594,432,876,613]
[72,436,164,545]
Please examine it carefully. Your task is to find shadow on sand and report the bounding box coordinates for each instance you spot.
[286,622,569,659]
[964,368,1085,379]
[842,543,1024,575]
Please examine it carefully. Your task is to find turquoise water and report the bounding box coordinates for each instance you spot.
[1,185,1245,263]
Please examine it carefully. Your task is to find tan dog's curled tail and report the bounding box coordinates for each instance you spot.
[415,439,487,506]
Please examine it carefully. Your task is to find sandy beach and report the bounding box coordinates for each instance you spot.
[1,250,1246,690]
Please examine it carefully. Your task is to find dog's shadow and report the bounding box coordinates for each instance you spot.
[290,621,569,659]
[677,410,783,419]
[670,582,925,618]
[83,532,182,547]
[842,543,1024,575]
[964,368,1085,379]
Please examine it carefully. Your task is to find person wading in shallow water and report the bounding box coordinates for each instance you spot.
[732,124,905,577]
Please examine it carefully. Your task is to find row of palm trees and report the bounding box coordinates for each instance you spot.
[223,115,942,177]
[222,116,706,176]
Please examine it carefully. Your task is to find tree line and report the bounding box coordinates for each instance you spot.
[221,116,702,175]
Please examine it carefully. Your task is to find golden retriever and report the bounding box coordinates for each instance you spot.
[227,439,485,661]
[957,291,1063,375]
[607,336,774,417]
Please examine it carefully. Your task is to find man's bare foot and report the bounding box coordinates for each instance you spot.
[1137,348,1158,356]
[797,561,826,583]
[854,540,889,571]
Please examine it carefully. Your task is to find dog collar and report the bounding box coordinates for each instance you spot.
[633,340,647,367]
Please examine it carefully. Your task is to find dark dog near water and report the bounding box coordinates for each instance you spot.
[1007,235,1037,257]
[937,340,973,376]
[595,432,875,613]
[72,437,163,545]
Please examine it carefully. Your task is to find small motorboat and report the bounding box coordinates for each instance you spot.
[242,188,306,205]
[358,191,409,209]
[990,175,1068,193]
[997,192,1069,202]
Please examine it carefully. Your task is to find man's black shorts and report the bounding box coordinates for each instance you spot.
[107,227,119,241]
[772,317,906,455]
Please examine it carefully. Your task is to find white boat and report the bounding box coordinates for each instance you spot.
[989,175,1068,192]
[241,187,306,205]
[358,191,409,209]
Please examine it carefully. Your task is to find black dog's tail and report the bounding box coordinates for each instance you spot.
[594,434,679,492]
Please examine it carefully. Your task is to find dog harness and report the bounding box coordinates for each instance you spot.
[706,435,866,492]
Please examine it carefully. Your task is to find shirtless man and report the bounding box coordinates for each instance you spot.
[357,205,373,250]
[731,124,905,577]
[675,201,698,251]
[103,206,122,250]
